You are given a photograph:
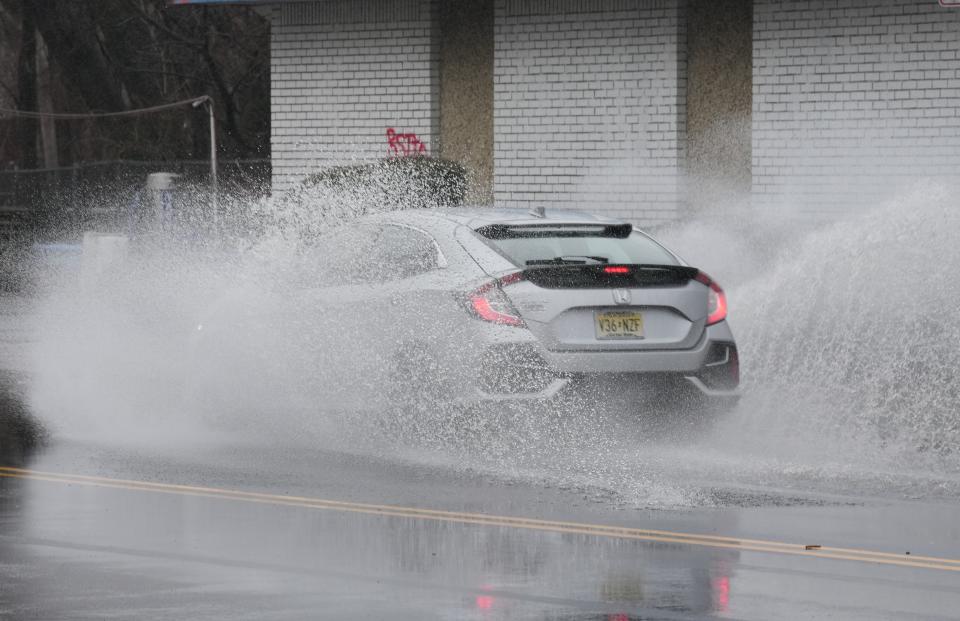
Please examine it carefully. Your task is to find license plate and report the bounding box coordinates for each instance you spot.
[595,311,644,339]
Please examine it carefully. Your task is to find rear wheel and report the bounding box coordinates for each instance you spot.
[640,376,736,438]
[383,343,451,442]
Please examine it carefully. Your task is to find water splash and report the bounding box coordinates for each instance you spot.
[21,177,960,509]
[723,182,960,473]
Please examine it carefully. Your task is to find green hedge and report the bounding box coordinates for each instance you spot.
[266,156,467,240]
[300,156,467,210]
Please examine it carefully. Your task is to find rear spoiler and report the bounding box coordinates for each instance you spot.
[522,264,699,289]
[477,223,633,239]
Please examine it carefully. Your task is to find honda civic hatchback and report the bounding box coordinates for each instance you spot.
[190,207,739,420]
[281,207,740,418]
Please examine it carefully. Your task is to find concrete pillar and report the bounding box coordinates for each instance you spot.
[686,0,752,214]
[438,0,495,203]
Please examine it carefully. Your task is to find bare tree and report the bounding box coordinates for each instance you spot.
[0,0,269,166]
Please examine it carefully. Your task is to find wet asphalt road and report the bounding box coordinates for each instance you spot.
[2,434,960,620]
[2,293,960,620]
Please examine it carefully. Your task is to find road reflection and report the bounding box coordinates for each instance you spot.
[0,462,739,620]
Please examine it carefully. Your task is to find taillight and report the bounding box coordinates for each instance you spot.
[466,272,525,327]
[695,271,727,325]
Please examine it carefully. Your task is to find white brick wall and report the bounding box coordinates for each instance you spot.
[493,0,687,226]
[753,0,960,216]
[269,0,438,192]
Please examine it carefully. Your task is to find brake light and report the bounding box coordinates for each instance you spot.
[695,271,727,325]
[603,266,630,274]
[466,272,525,327]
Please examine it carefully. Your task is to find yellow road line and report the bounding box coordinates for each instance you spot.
[2,466,958,572]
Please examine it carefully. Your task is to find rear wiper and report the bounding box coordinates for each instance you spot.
[526,255,609,265]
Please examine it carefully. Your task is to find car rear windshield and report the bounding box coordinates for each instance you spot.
[476,225,680,267]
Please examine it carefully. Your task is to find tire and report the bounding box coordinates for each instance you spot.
[382,343,448,442]
[643,376,736,438]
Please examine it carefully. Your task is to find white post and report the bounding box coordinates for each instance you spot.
[208,99,218,214]
[193,96,218,216]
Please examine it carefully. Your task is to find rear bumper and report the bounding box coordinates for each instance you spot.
[467,322,739,403]
[539,321,735,374]
[680,376,741,399]
[471,373,740,403]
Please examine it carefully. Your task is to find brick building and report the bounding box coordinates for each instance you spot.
[180,0,960,225]
[752,1,960,218]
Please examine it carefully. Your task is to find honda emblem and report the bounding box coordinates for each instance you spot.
[612,289,631,305]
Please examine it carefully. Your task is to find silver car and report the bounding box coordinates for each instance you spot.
[263,207,740,418]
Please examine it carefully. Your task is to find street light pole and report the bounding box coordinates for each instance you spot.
[208,99,218,213]
[193,96,217,215]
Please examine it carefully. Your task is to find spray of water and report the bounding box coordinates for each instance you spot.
[721,182,960,473]
[21,172,960,509]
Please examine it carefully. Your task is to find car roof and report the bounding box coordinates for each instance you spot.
[393,207,630,230]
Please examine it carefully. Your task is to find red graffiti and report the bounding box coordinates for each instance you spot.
[386,128,426,157]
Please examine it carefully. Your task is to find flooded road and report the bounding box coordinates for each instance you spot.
[2,434,960,620]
